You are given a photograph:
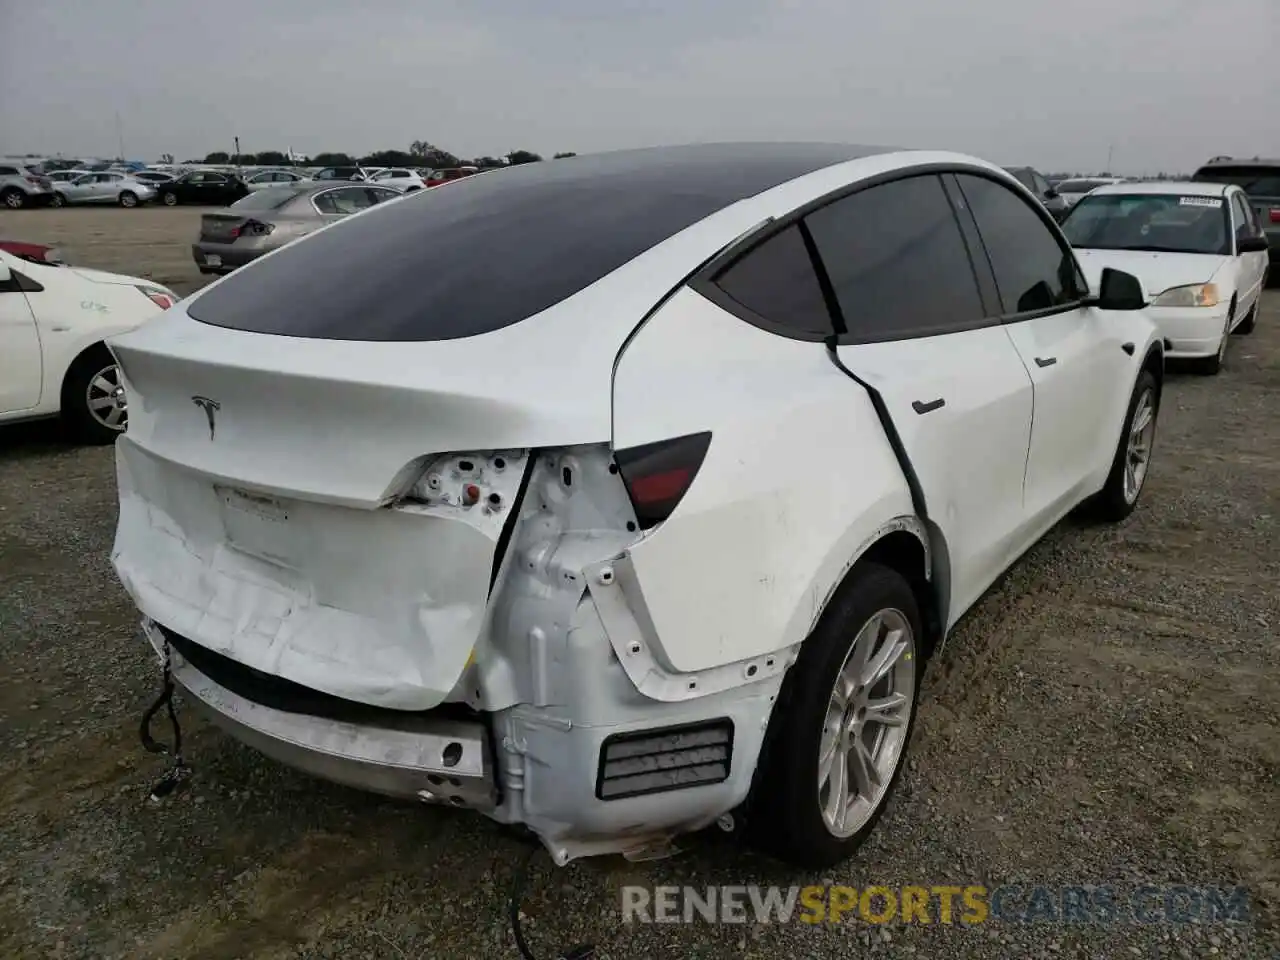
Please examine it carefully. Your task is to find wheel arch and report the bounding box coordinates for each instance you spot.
[59,340,115,403]
[1140,340,1163,402]
[825,519,949,659]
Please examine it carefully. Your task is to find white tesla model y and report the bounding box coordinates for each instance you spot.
[109,143,1163,868]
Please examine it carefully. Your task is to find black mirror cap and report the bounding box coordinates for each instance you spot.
[1239,234,1270,254]
[1093,267,1147,311]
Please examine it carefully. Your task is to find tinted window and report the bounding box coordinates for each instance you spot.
[804,174,985,341]
[957,173,1083,315]
[0,166,18,175]
[713,225,832,337]
[1193,165,1280,197]
[187,142,887,341]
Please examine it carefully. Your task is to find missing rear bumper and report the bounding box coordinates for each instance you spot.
[142,619,498,810]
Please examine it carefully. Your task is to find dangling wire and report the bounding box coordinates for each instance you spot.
[138,635,191,800]
[508,842,596,960]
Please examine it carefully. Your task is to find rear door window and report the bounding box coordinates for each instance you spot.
[710,225,833,338]
[955,173,1085,315]
[804,174,987,341]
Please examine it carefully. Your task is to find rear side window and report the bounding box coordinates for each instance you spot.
[804,174,986,341]
[1193,165,1280,197]
[712,225,832,337]
[955,173,1083,315]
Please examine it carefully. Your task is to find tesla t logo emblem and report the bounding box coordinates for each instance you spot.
[191,396,221,439]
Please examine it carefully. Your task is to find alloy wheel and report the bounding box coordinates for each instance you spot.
[1123,388,1156,504]
[818,607,916,838]
[85,364,128,431]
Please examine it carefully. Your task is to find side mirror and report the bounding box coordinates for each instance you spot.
[1239,234,1270,254]
[1045,187,1059,200]
[1090,267,1147,310]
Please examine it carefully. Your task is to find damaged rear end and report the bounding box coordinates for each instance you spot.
[108,153,798,862]
[111,310,768,859]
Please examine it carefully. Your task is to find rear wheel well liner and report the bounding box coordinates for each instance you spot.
[852,528,944,657]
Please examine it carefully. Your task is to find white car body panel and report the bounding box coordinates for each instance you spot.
[1002,305,1134,521]
[837,327,1034,629]
[611,286,919,674]
[0,251,172,422]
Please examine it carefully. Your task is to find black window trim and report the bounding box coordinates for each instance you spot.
[948,169,1089,325]
[1,269,45,294]
[690,162,1030,345]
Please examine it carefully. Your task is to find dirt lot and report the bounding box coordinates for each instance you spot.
[1,207,1278,960]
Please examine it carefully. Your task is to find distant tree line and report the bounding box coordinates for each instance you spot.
[201,142,577,168]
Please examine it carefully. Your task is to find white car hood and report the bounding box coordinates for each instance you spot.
[1073,248,1228,298]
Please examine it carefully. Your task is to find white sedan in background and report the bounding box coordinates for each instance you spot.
[370,167,427,191]
[244,169,311,192]
[0,250,177,443]
[1061,181,1270,374]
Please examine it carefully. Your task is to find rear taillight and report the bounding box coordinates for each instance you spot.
[136,286,176,310]
[229,220,274,240]
[1269,208,1280,224]
[613,432,711,530]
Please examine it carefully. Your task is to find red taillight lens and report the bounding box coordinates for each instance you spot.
[1269,208,1280,223]
[136,285,176,309]
[231,219,274,239]
[613,432,711,530]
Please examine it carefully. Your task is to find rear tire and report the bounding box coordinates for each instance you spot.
[1086,369,1159,523]
[61,347,129,445]
[161,192,177,206]
[50,192,66,208]
[118,191,138,208]
[746,562,922,868]
[2,188,25,209]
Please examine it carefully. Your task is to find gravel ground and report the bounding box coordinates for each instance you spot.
[0,208,1277,959]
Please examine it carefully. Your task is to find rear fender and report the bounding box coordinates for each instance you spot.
[607,286,922,683]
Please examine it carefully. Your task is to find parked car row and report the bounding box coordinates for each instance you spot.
[2,161,482,210]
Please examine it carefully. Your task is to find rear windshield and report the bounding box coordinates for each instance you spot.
[187,142,879,342]
[230,186,308,211]
[1192,165,1280,197]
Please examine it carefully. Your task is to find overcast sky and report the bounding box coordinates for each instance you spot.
[2,0,1275,173]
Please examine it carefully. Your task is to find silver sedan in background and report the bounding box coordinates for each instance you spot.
[52,172,158,208]
[244,168,312,192]
[191,180,405,273]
